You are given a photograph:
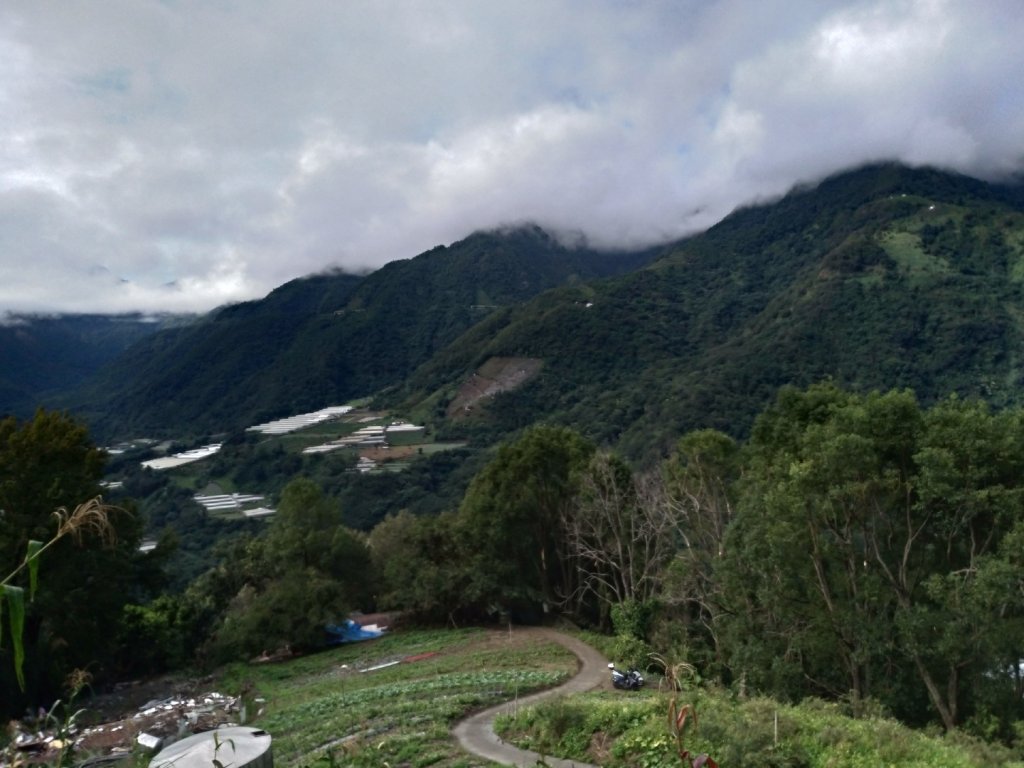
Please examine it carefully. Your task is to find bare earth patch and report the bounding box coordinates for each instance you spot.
[359,444,417,462]
[447,356,543,419]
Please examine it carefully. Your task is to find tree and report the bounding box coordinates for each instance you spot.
[562,453,675,622]
[659,430,739,659]
[456,425,595,618]
[368,509,466,622]
[719,383,1024,729]
[721,385,925,710]
[0,410,148,715]
[0,410,107,568]
[880,397,1024,728]
[1,499,117,689]
[203,478,372,662]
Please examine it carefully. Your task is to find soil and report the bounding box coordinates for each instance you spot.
[358,445,417,462]
[447,357,543,419]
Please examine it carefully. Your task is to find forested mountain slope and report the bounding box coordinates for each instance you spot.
[398,164,1024,461]
[71,226,654,438]
[0,314,175,419]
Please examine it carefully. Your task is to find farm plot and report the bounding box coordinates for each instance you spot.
[215,627,575,768]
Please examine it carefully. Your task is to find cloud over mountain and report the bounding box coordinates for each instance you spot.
[1,0,1022,313]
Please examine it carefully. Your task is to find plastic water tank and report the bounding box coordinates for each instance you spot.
[149,727,272,768]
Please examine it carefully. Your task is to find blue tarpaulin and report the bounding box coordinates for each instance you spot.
[325,618,384,644]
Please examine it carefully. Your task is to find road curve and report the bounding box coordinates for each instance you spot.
[452,628,609,767]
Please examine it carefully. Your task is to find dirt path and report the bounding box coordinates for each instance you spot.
[452,628,608,767]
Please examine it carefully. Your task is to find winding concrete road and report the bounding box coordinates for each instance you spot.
[452,628,609,767]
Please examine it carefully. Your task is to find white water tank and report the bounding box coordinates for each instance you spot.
[150,727,272,768]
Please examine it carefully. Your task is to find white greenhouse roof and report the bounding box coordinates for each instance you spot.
[247,406,353,435]
[141,444,222,471]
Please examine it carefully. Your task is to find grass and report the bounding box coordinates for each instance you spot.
[213,627,575,768]
[877,230,950,278]
[417,442,468,454]
[495,686,1024,768]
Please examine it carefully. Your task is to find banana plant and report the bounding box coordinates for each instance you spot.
[652,653,718,768]
[668,700,717,768]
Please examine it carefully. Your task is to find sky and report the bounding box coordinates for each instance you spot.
[1,0,1023,315]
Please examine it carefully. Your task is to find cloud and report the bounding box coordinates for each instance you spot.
[0,0,1022,313]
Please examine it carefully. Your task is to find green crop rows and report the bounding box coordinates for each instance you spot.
[215,628,573,768]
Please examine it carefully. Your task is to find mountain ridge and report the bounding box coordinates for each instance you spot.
[64,225,656,439]
[393,163,1024,460]
[11,163,1024,465]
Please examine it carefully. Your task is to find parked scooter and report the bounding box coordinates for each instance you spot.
[608,662,644,690]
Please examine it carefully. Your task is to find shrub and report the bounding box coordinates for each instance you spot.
[610,634,654,672]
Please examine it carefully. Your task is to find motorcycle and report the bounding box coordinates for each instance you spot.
[608,662,644,690]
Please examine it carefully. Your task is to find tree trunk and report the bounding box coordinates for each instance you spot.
[911,654,957,730]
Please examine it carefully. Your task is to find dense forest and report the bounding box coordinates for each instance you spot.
[394,164,1024,461]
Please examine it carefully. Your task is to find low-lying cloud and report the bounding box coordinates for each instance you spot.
[1,0,1022,314]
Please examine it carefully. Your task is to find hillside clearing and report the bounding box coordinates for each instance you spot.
[447,357,543,419]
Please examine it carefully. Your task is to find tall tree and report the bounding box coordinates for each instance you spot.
[563,453,675,618]
[659,429,740,660]
[456,425,595,618]
[719,383,1024,729]
[882,397,1024,728]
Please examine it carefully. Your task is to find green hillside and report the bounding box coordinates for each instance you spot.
[398,164,1024,461]
[44,163,1024,464]
[190,627,1024,767]
[71,272,365,438]
[71,227,654,440]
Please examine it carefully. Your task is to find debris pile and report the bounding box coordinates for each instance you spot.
[3,691,262,768]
